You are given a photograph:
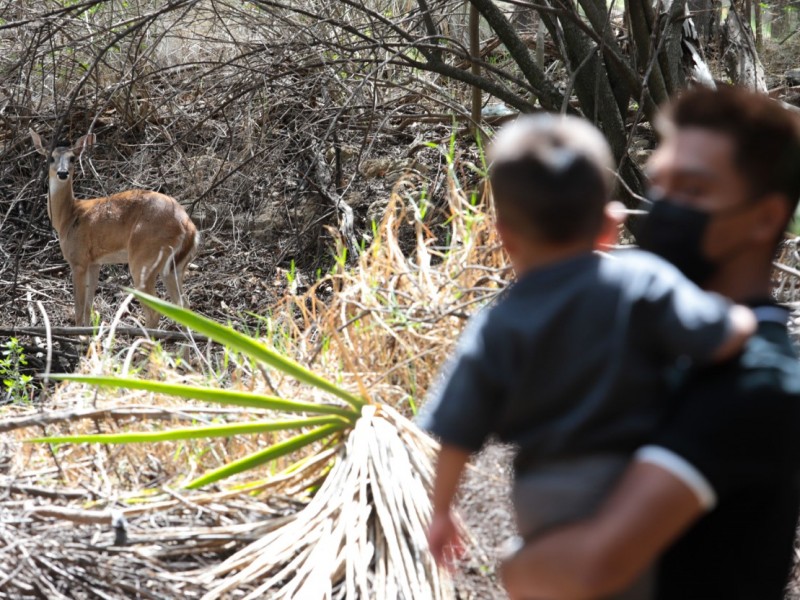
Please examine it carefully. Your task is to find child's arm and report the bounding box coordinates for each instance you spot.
[419,309,504,568]
[708,304,757,363]
[427,444,471,569]
[638,253,757,366]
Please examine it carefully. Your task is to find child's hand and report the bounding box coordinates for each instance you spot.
[427,511,465,570]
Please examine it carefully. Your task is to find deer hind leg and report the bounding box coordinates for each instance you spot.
[130,259,161,329]
[162,232,197,309]
[161,245,186,308]
[72,264,100,326]
[162,267,184,308]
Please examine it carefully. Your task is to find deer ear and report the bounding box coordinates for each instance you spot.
[30,129,48,156]
[73,133,95,155]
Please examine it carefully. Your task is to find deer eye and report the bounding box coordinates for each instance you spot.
[69,156,75,162]
[49,156,55,163]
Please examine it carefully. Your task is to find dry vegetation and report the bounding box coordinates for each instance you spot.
[1,0,800,598]
[0,160,509,597]
[0,2,512,596]
[0,0,481,339]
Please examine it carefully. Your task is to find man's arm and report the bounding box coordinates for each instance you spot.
[501,459,706,600]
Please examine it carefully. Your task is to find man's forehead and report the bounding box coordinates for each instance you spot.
[647,128,735,178]
[646,154,718,181]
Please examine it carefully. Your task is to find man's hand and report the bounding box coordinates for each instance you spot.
[427,510,465,570]
[501,544,532,600]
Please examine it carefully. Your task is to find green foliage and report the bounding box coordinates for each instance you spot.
[412,188,429,221]
[333,245,348,271]
[286,259,297,288]
[1,338,33,404]
[29,291,366,488]
[406,394,418,415]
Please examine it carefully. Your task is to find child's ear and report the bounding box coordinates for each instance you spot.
[496,218,520,256]
[596,201,626,250]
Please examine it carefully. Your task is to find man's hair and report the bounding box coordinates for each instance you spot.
[661,85,800,213]
[488,114,614,243]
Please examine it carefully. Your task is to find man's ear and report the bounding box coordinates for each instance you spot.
[596,201,626,250]
[752,194,792,243]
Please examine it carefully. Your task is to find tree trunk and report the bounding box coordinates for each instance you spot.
[536,15,546,71]
[541,2,646,203]
[626,0,671,106]
[688,0,713,42]
[576,0,633,118]
[754,0,762,53]
[658,0,687,93]
[722,3,767,91]
[469,2,481,134]
[469,0,565,111]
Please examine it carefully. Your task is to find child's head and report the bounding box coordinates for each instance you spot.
[488,114,615,250]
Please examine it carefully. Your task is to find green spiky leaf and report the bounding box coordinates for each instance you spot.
[47,375,359,421]
[27,415,346,444]
[130,289,366,409]
[186,422,344,488]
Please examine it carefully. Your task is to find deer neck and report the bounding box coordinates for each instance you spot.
[47,175,77,235]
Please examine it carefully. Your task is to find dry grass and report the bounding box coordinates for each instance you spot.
[4,161,800,597]
[1,4,798,596]
[0,166,508,598]
[0,6,509,592]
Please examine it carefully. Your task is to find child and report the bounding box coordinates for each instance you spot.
[420,114,755,599]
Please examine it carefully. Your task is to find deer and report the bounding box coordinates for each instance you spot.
[30,129,199,329]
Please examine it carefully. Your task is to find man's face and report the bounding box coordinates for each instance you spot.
[646,127,756,263]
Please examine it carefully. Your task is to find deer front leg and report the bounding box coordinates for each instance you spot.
[85,264,101,325]
[71,265,90,327]
[72,264,101,326]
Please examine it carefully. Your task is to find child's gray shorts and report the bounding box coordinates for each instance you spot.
[512,454,653,600]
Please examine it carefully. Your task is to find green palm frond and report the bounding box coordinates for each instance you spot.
[28,415,347,445]
[132,290,366,410]
[186,422,346,489]
[44,375,358,421]
[28,293,367,488]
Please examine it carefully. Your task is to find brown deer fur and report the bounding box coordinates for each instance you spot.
[31,130,199,328]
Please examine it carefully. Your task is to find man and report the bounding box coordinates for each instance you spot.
[500,85,800,599]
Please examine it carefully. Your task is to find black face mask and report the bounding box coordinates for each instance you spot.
[637,200,718,286]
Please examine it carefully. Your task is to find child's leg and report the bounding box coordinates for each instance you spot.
[509,455,654,600]
[512,454,629,539]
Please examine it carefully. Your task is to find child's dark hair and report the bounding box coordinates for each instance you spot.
[488,114,614,243]
[660,85,800,214]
